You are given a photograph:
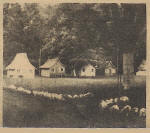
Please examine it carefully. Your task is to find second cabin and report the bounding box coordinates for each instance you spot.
[77,64,96,77]
[40,58,65,77]
[105,61,116,76]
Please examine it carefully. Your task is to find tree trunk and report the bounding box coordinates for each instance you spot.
[73,69,76,77]
[123,52,134,90]
[39,48,42,75]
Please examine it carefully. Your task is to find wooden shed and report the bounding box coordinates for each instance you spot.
[40,58,65,77]
[6,53,35,79]
[105,61,116,76]
[78,64,96,77]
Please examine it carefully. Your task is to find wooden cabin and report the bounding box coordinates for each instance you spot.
[6,53,35,79]
[78,64,96,77]
[40,58,65,77]
[105,61,116,76]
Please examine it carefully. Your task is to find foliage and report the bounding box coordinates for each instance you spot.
[3,3,146,73]
[3,3,44,67]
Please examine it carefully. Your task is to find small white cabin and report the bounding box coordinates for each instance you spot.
[105,61,116,76]
[40,58,65,77]
[136,60,146,76]
[79,64,95,77]
[6,53,35,79]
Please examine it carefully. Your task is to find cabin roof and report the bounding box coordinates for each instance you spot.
[40,58,64,69]
[6,53,35,70]
[80,64,95,71]
[105,61,116,69]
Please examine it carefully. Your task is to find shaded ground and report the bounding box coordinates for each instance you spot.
[3,76,146,128]
[3,89,88,128]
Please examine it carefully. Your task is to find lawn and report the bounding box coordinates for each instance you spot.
[3,89,88,128]
[3,75,146,128]
[3,75,145,94]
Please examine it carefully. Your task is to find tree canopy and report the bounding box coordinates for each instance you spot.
[3,3,146,73]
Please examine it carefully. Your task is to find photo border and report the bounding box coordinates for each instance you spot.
[0,0,150,131]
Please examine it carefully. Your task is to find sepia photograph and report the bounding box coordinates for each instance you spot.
[3,2,146,128]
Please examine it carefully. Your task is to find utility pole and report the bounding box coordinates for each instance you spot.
[39,48,42,76]
[117,3,123,90]
[117,44,122,91]
[117,47,119,88]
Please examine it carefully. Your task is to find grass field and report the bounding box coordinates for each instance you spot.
[3,75,145,94]
[3,75,146,127]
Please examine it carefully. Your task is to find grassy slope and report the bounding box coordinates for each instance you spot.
[3,89,88,127]
[3,76,146,127]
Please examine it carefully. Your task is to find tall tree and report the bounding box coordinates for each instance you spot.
[94,3,146,72]
[42,3,109,73]
[3,3,44,67]
[3,3,146,76]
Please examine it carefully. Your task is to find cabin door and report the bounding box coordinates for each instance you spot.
[41,69,50,77]
[109,69,111,75]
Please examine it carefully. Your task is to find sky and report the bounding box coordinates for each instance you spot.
[15,3,59,18]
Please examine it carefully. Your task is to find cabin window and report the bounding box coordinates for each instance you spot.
[52,68,55,72]
[61,68,63,71]
[10,75,13,78]
[18,75,23,78]
[82,68,85,72]
[92,69,94,72]
[10,69,15,71]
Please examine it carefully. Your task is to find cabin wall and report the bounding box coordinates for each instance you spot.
[41,69,50,77]
[136,71,146,76]
[79,65,95,77]
[50,63,65,75]
[40,62,65,77]
[7,68,35,79]
[105,68,116,76]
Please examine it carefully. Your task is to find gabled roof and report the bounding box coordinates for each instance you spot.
[6,53,35,70]
[105,61,116,68]
[80,64,95,71]
[40,58,64,69]
[82,64,95,68]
